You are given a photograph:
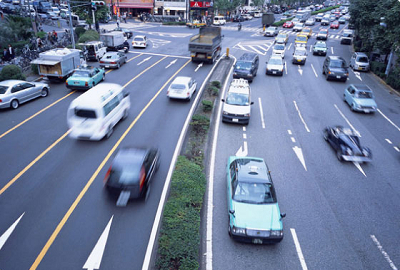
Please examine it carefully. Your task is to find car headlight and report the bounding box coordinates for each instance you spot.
[222,111,228,115]
[346,148,353,155]
[244,113,250,117]
[232,226,246,235]
[345,73,349,77]
[270,230,283,237]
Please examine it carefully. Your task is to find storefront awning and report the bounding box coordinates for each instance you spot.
[116,3,152,8]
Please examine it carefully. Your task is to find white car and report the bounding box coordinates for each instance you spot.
[266,55,284,76]
[213,15,226,25]
[50,7,60,16]
[242,13,253,20]
[167,76,197,100]
[264,26,279,37]
[272,43,286,58]
[221,79,253,125]
[132,35,147,48]
[293,23,304,32]
[305,18,315,25]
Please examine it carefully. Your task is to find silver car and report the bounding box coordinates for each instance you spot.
[99,52,127,69]
[0,80,50,109]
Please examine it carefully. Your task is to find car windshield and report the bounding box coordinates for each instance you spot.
[320,30,328,34]
[226,92,249,106]
[233,182,276,204]
[134,37,144,41]
[357,56,368,63]
[72,70,90,77]
[316,43,326,48]
[274,44,285,50]
[235,61,252,70]
[277,34,286,39]
[296,36,307,42]
[295,49,306,56]
[356,91,373,98]
[0,85,8,94]
[302,29,310,33]
[171,84,186,90]
[295,23,302,27]
[269,58,282,65]
[267,27,275,31]
[330,60,345,68]
[343,32,352,37]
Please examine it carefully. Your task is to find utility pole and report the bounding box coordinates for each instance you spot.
[26,0,37,35]
[67,0,76,49]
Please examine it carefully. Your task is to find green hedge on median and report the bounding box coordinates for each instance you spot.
[162,21,186,26]
[156,155,207,270]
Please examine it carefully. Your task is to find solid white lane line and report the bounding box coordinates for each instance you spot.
[258,97,266,129]
[288,43,292,50]
[331,46,334,55]
[291,137,296,143]
[285,61,288,75]
[291,228,308,270]
[309,45,312,53]
[83,216,114,270]
[370,235,398,270]
[288,130,292,135]
[353,162,367,177]
[293,101,311,132]
[0,213,24,250]
[385,139,392,144]
[334,104,361,137]
[243,134,247,139]
[377,109,400,132]
[311,64,318,77]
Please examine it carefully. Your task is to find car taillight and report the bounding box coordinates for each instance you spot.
[110,62,116,64]
[0,99,2,102]
[139,167,145,190]
[85,82,88,87]
[100,61,104,63]
[104,166,111,183]
[65,81,68,86]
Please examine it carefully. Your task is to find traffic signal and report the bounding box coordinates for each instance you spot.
[92,1,105,6]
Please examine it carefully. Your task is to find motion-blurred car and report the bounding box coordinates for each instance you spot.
[350,52,370,72]
[66,66,105,90]
[313,41,327,56]
[167,76,197,100]
[292,46,308,65]
[99,52,127,69]
[272,43,286,58]
[330,21,339,29]
[275,33,289,44]
[282,21,294,28]
[264,26,279,37]
[317,29,329,40]
[227,156,285,244]
[104,147,160,205]
[0,80,49,109]
[322,56,349,82]
[132,35,148,48]
[343,84,377,113]
[266,55,284,76]
[323,126,372,162]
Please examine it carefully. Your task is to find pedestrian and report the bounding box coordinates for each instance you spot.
[2,48,9,62]
[48,32,53,44]
[123,12,127,23]
[52,30,58,42]
[37,37,43,48]
[8,44,15,59]
[117,20,120,28]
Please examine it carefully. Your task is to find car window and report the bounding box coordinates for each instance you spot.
[233,182,277,204]
[108,166,141,185]
[269,58,282,65]
[134,37,144,42]
[226,92,249,106]
[356,91,373,99]
[236,61,252,70]
[72,70,90,77]
[21,82,34,89]
[0,85,9,94]
[330,60,345,68]
[103,96,120,116]
[170,83,186,90]
[11,84,23,93]
[357,57,369,63]
[274,44,285,50]
[74,108,96,118]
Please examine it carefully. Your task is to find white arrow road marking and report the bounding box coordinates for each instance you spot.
[137,57,152,66]
[298,64,303,75]
[195,62,203,72]
[0,213,24,250]
[291,228,308,270]
[293,101,310,132]
[235,141,248,157]
[83,216,114,270]
[311,64,318,77]
[258,97,266,129]
[353,162,366,177]
[292,146,307,171]
[165,59,177,69]
[353,70,362,81]
[334,104,361,137]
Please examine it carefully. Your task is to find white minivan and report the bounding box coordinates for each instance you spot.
[213,16,226,25]
[67,83,130,140]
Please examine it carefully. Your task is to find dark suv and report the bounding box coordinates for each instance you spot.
[233,53,259,82]
[322,56,349,82]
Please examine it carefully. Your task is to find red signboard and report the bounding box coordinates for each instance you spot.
[204,2,211,7]
[190,1,203,8]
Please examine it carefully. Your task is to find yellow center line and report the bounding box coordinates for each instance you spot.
[105,53,143,74]
[0,130,71,195]
[29,59,191,270]
[0,91,76,140]
[0,55,166,196]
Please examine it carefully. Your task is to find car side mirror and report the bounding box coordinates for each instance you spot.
[280,213,286,219]
[221,99,225,102]
[229,209,235,215]
[251,101,254,105]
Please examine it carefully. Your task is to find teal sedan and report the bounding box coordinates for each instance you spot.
[227,156,285,244]
[66,66,105,90]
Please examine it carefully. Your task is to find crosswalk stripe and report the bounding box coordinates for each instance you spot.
[248,45,265,55]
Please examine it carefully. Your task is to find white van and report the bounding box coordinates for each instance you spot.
[67,83,130,140]
[213,16,226,25]
[221,79,254,125]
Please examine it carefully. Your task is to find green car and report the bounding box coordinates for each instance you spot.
[66,66,105,90]
[227,156,285,244]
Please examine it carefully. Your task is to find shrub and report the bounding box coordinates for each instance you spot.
[75,27,86,38]
[78,30,99,43]
[202,100,213,112]
[210,80,221,89]
[208,85,219,96]
[36,31,46,39]
[386,68,400,90]
[156,156,206,270]
[31,64,39,75]
[162,21,186,26]
[190,114,210,134]
[370,61,386,74]
[0,65,25,81]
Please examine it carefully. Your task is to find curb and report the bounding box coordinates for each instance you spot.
[370,72,400,98]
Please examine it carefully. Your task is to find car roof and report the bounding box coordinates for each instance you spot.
[236,157,271,184]
[238,52,258,61]
[134,35,146,38]
[229,79,250,94]
[352,84,372,91]
[113,147,148,168]
[355,52,368,57]
[172,76,191,84]
[0,80,26,86]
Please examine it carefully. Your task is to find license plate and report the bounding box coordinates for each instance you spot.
[297,59,301,62]
[105,65,110,68]
[336,76,341,79]
[358,67,363,70]
[364,110,370,113]
[232,119,239,122]
[74,82,79,85]
[252,239,263,244]
[273,71,277,74]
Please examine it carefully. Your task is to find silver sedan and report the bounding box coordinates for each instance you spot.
[0,80,50,109]
[99,52,127,69]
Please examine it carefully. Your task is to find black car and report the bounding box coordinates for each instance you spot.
[104,147,160,206]
[113,27,133,39]
[322,56,349,82]
[323,126,372,162]
[233,53,259,82]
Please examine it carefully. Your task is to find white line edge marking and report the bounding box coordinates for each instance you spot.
[141,55,223,270]
[83,215,114,270]
[293,101,310,132]
[0,212,25,250]
[311,64,318,77]
[258,97,266,129]
[290,228,308,270]
[370,235,398,270]
[378,109,400,132]
[206,56,236,270]
[385,139,392,144]
[334,104,361,137]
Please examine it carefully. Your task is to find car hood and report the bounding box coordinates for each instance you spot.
[232,201,282,230]
[329,67,348,74]
[339,135,364,154]
[266,30,275,34]
[223,103,250,115]
[314,46,327,51]
[267,63,284,70]
[354,98,377,107]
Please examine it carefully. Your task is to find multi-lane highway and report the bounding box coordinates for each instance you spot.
[1,13,399,270]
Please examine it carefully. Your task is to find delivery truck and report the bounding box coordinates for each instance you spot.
[188,27,222,64]
[100,32,130,53]
[262,13,275,27]
[31,48,81,81]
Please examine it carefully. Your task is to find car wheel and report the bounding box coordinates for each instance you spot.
[102,74,105,81]
[351,103,356,111]
[122,109,128,120]
[144,184,151,201]
[117,63,121,69]
[323,130,328,141]
[41,88,49,97]
[336,150,343,161]
[92,82,95,88]
[105,126,113,139]
[228,218,232,236]
[10,99,19,109]
[322,68,325,75]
